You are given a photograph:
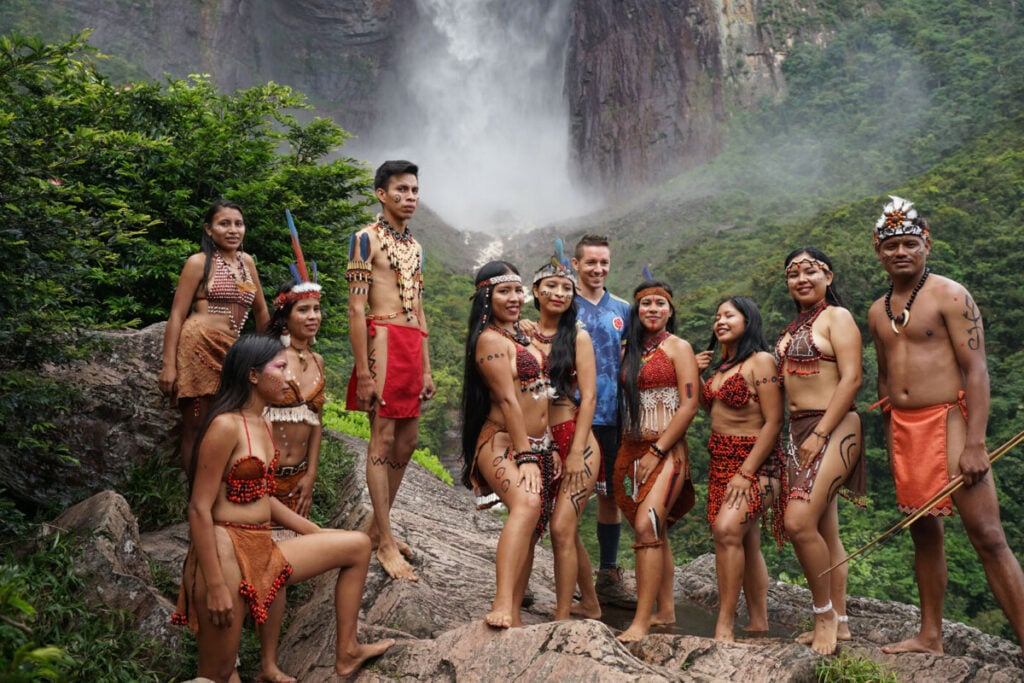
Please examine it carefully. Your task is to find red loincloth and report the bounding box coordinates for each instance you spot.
[346,321,425,419]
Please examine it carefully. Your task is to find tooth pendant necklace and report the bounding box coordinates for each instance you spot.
[884,267,930,335]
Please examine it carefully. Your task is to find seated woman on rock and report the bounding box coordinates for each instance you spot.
[614,280,699,643]
[172,335,392,682]
[695,296,786,642]
[461,260,559,628]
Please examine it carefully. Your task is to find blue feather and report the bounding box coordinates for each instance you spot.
[642,265,653,281]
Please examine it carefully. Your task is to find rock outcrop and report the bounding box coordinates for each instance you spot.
[0,324,178,509]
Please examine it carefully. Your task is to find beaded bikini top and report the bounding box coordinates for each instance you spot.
[205,251,257,333]
[488,324,552,399]
[637,347,676,390]
[776,302,835,377]
[222,413,278,504]
[702,364,758,409]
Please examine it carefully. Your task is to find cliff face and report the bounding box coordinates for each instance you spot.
[13,0,786,196]
[565,0,785,194]
[44,0,405,136]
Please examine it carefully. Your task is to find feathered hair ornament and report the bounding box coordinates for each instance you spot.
[532,238,578,286]
[874,195,929,246]
[634,265,673,304]
[273,209,322,308]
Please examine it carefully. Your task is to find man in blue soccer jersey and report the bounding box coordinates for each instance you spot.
[571,234,636,607]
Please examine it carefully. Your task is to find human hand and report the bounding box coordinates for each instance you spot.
[420,372,436,400]
[356,374,381,411]
[518,318,537,336]
[206,583,234,628]
[695,350,714,372]
[517,461,542,494]
[158,366,177,398]
[562,452,586,495]
[636,452,661,487]
[797,433,828,469]
[293,474,315,518]
[726,473,752,509]
[958,442,990,487]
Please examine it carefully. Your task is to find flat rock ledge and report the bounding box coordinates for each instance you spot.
[50,430,1021,681]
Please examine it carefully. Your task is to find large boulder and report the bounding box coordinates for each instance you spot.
[1,323,178,509]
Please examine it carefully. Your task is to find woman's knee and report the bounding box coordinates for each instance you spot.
[712,519,743,548]
[784,504,817,540]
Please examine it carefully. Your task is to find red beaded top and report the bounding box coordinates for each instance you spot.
[222,413,278,504]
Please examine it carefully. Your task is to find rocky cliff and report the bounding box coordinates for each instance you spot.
[9,0,789,194]
[12,323,1024,681]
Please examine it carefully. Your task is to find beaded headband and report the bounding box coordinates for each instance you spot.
[785,257,831,277]
[274,209,321,308]
[532,238,578,287]
[635,286,672,303]
[476,273,522,290]
[874,195,929,246]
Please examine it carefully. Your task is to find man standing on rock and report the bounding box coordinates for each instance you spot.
[867,196,1024,654]
[346,160,435,581]
[571,234,636,607]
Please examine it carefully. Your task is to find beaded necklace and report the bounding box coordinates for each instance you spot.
[641,330,670,359]
[488,322,531,347]
[208,250,256,333]
[783,298,827,336]
[375,217,421,322]
[531,327,556,344]
[884,267,930,335]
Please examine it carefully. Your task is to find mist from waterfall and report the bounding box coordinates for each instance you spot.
[368,0,595,233]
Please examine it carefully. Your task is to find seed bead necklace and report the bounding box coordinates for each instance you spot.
[532,327,556,344]
[885,267,930,335]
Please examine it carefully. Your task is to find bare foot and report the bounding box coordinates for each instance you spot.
[377,543,418,581]
[616,623,650,643]
[396,539,414,560]
[714,627,736,642]
[484,608,514,628]
[744,618,769,633]
[795,620,851,644]
[256,666,297,683]
[335,639,395,677]
[810,609,838,655]
[650,612,676,627]
[880,635,943,655]
[570,600,602,620]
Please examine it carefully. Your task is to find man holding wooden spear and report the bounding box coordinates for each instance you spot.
[867,196,1024,655]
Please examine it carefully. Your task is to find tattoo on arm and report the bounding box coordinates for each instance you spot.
[962,295,982,351]
[685,383,693,399]
[477,352,506,364]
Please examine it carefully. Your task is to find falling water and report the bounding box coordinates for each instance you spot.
[369,0,595,233]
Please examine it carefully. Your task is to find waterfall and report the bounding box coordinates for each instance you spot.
[369,0,594,233]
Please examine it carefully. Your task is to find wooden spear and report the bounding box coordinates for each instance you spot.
[818,429,1024,577]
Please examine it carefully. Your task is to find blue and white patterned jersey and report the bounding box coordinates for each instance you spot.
[576,290,631,427]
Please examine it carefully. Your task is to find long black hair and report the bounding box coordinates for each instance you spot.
[783,246,844,310]
[460,261,521,488]
[532,275,579,403]
[620,280,676,439]
[189,334,283,484]
[710,296,771,371]
[199,199,244,291]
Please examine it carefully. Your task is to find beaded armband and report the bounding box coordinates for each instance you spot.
[648,443,668,460]
[513,449,541,466]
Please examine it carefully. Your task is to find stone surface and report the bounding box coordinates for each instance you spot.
[0,323,178,509]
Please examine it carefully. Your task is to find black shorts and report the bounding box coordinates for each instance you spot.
[592,424,621,497]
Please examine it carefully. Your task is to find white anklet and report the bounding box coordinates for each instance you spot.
[812,600,833,615]
[836,614,849,623]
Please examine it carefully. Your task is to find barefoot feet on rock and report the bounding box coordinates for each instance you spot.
[335,639,395,677]
[377,544,418,581]
[880,635,943,655]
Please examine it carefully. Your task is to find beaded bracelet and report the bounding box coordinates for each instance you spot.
[648,443,668,460]
[813,430,829,440]
[738,470,759,485]
[514,449,540,466]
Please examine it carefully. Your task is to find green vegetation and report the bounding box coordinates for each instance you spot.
[322,403,454,486]
[816,651,899,683]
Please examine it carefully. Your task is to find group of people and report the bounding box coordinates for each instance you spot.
[157,159,1024,683]
[459,196,1024,661]
[160,161,429,682]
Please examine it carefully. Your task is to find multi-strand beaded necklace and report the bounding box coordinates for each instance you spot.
[375,218,421,322]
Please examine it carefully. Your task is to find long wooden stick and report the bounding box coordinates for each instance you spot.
[818,429,1024,577]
